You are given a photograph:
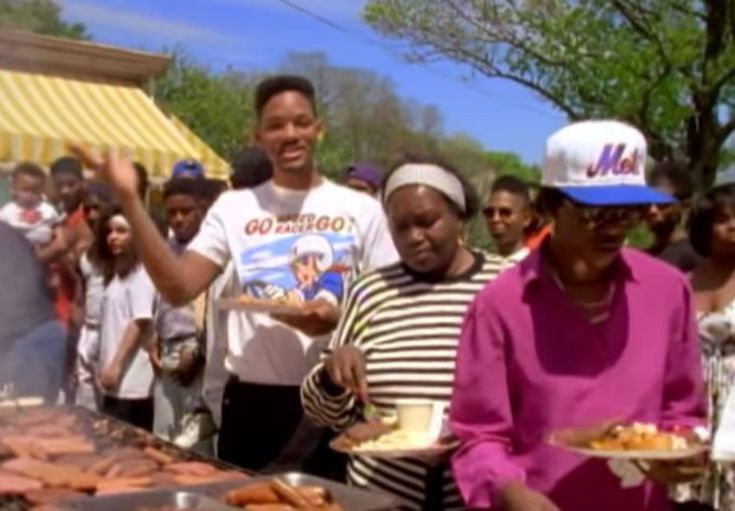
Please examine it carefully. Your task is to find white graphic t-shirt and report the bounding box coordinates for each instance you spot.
[188,179,398,385]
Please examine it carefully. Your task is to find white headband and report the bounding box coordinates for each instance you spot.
[383,163,466,212]
[109,214,130,230]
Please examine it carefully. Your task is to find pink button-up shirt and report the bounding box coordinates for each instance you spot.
[450,248,706,511]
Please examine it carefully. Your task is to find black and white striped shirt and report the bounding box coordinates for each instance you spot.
[301,252,504,510]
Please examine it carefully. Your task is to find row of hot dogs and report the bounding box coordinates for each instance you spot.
[0,407,351,511]
[224,479,344,511]
[0,407,244,509]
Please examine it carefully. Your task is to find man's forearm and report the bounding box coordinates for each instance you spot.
[119,195,193,302]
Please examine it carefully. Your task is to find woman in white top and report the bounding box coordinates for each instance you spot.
[96,208,156,430]
[676,181,735,511]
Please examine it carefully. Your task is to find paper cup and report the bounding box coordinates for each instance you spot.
[396,400,434,434]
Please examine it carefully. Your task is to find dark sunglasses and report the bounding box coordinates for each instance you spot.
[563,200,647,227]
[483,206,515,219]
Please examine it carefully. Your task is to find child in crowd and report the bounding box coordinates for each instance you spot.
[0,162,60,246]
[96,208,156,430]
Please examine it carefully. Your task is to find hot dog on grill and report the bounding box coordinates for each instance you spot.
[0,472,43,494]
[143,446,173,465]
[23,488,86,505]
[225,482,281,506]
[244,505,297,511]
[270,479,314,510]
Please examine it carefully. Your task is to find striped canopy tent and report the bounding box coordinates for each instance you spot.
[169,115,231,181]
[0,68,208,179]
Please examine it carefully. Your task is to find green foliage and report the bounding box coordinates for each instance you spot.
[0,0,87,39]
[485,152,540,184]
[364,0,735,187]
[153,52,256,159]
[627,225,653,250]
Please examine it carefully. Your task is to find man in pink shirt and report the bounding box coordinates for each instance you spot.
[450,120,707,511]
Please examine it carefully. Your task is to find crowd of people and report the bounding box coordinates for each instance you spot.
[1,73,735,511]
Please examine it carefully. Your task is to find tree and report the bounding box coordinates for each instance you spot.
[154,52,256,159]
[280,52,437,172]
[364,0,735,187]
[0,0,88,39]
[485,151,540,185]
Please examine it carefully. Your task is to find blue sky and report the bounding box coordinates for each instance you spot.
[57,0,566,163]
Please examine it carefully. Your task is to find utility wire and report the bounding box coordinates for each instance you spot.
[268,0,559,118]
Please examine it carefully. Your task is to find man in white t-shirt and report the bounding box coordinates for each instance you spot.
[73,75,398,471]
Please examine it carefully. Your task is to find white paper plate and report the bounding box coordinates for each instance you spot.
[216,297,305,316]
[331,439,459,459]
[551,442,708,460]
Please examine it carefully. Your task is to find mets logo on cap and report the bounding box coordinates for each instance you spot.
[541,120,673,206]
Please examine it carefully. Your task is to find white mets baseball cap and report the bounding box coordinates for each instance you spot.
[542,120,673,205]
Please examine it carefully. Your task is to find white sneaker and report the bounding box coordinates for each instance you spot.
[173,411,218,449]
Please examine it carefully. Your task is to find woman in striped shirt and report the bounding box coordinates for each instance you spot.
[301,158,504,510]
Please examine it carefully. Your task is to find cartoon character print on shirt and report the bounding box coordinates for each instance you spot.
[238,214,357,307]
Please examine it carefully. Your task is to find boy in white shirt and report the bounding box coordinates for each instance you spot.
[73,75,398,471]
[0,162,60,246]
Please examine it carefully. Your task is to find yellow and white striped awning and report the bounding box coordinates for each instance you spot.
[0,69,208,179]
[169,115,230,181]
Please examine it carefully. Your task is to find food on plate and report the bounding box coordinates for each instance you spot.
[587,423,691,451]
[236,294,296,306]
[224,480,344,511]
[220,295,304,314]
[343,422,395,445]
[330,421,395,452]
[333,420,441,453]
[351,429,434,452]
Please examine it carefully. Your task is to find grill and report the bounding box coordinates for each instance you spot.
[0,404,248,510]
[0,405,399,511]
